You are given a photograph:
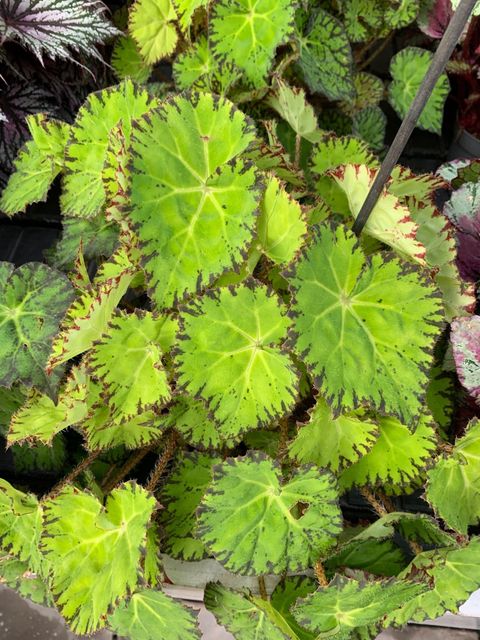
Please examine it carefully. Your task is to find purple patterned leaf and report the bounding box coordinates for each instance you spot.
[0,0,119,62]
[452,315,480,402]
[444,182,480,281]
[418,0,453,38]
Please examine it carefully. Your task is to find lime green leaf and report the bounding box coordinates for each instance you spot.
[267,81,322,144]
[340,0,383,42]
[8,374,87,445]
[388,47,449,134]
[210,0,295,88]
[353,106,386,151]
[176,282,298,439]
[61,79,157,217]
[159,453,220,560]
[340,415,437,494]
[388,539,480,625]
[47,246,139,369]
[204,583,292,640]
[286,225,443,422]
[173,36,239,93]
[87,311,171,421]
[426,418,480,534]
[42,482,156,634]
[293,576,426,636]
[108,589,200,639]
[270,577,317,640]
[388,165,447,200]
[129,0,178,64]
[159,396,233,449]
[144,525,162,587]
[311,136,377,176]
[197,452,341,575]
[0,480,44,575]
[78,373,164,450]
[310,137,377,215]
[296,9,354,100]
[332,164,426,263]
[174,0,209,30]
[112,36,153,83]
[129,92,259,309]
[46,215,120,270]
[396,189,474,321]
[385,0,420,28]
[0,114,69,215]
[288,397,378,473]
[0,557,51,606]
[258,175,307,266]
[0,262,73,389]
[352,511,455,547]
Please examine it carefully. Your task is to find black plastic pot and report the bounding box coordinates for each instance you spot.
[448,126,480,160]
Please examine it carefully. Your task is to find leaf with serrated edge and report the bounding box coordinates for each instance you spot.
[159,396,236,449]
[387,538,480,626]
[197,452,342,575]
[286,225,443,422]
[129,0,178,64]
[0,480,45,576]
[211,0,294,88]
[0,262,74,389]
[388,47,449,134]
[78,372,164,450]
[47,246,139,370]
[339,415,437,494]
[175,282,298,439]
[258,175,307,266]
[112,36,153,83]
[41,482,156,634]
[293,576,426,636]
[288,396,378,472]
[270,577,317,640]
[204,583,292,640]
[0,0,118,62]
[173,36,240,93]
[0,114,70,215]
[332,164,426,264]
[426,418,480,534]
[296,9,355,100]
[87,310,171,421]
[128,92,259,310]
[159,452,220,561]
[267,81,322,144]
[8,381,87,446]
[174,0,209,30]
[108,589,200,640]
[61,79,157,217]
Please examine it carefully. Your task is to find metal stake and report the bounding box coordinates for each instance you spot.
[352,0,478,236]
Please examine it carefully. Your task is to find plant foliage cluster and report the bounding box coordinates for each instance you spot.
[0,1,480,640]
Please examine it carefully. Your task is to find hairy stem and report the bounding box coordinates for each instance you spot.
[277,416,290,463]
[101,442,157,494]
[258,576,268,600]
[314,560,328,587]
[145,431,178,493]
[44,449,101,500]
[360,487,388,516]
[294,133,302,168]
